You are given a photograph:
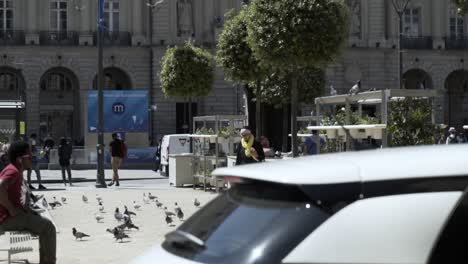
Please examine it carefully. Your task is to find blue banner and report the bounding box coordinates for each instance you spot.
[88,90,149,133]
[98,0,105,29]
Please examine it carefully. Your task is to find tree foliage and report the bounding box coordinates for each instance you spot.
[246,0,349,70]
[453,0,468,14]
[216,7,262,83]
[254,66,326,107]
[160,41,214,98]
[388,98,438,146]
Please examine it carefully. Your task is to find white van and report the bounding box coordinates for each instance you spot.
[160,134,191,176]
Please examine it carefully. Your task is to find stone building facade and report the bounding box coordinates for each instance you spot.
[0,0,244,145]
[331,0,468,130]
[1,0,467,146]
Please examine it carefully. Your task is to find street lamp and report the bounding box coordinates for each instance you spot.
[96,0,106,188]
[391,0,411,89]
[146,0,165,143]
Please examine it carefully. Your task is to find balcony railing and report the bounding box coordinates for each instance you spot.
[445,37,468,50]
[93,31,131,46]
[39,31,79,46]
[401,36,433,49]
[0,30,25,45]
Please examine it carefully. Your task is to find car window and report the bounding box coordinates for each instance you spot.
[428,189,468,263]
[162,181,336,264]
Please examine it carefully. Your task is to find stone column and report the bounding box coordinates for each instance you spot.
[432,0,444,49]
[79,0,93,45]
[25,0,38,45]
[132,0,145,45]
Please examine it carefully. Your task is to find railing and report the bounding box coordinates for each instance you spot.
[401,36,433,49]
[445,37,468,50]
[93,31,132,46]
[39,31,79,46]
[0,30,25,45]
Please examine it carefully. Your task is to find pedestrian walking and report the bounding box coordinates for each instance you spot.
[0,141,57,264]
[108,133,126,187]
[27,133,46,190]
[43,135,55,163]
[303,130,326,155]
[154,138,162,172]
[235,127,265,165]
[58,137,73,186]
[446,127,458,144]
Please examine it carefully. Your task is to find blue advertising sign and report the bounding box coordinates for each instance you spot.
[88,90,148,133]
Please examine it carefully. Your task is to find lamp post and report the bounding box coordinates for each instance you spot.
[391,0,411,89]
[146,0,165,142]
[96,0,106,188]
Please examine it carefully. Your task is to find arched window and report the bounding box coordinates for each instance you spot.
[93,67,131,90]
[0,72,16,91]
[40,72,73,98]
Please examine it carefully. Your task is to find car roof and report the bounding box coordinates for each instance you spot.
[282,191,462,264]
[213,145,468,185]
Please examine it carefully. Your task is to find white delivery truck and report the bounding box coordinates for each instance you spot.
[160,134,191,176]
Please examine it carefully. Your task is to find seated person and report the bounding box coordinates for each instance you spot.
[236,127,265,165]
[260,136,274,157]
[0,141,57,264]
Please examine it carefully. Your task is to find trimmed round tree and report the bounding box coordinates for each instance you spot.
[160,41,214,133]
[246,0,348,156]
[217,7,265,138]
[453,0,468,14]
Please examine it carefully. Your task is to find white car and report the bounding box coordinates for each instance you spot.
[132,145,468,264]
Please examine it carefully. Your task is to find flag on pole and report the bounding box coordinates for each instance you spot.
[98,0,105,29]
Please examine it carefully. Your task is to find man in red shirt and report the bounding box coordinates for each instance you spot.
[0,141,56,264]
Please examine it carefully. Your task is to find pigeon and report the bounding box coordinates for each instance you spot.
[165,215,173,226]
[142,193,150,204]
[95,214,104,223]
[155,200,163,208]
[82,195,88,203]
[174,203,181,214]
[96,194,103,203]
[61,197,67,204]
[72,227,90,240]
[113,227,130,242]
[177,208,184,221]
[349,80,361,95]
[164,207,175,217]
[194,198,200,207]
[148,193,157,200]
[133,201,141,211]
[124,206,136,217]
[53,197,62,206]
[114,208,124,222]
[330,85,337,96]
[119,219,139,231]
[99,202,105,213]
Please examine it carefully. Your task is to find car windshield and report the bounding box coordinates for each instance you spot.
[162,181,337,264]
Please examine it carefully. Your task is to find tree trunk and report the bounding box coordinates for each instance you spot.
[188,97,193,134]
[282,104,288,152]
[256,80,262,139]
[291,72,299,157]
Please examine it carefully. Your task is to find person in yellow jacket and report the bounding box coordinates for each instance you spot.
[235,127,265,165]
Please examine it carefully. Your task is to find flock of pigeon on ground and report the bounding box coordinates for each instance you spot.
[46,193,202,243]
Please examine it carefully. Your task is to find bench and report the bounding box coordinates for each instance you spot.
[0,231,34,264]
[0,196,59,263]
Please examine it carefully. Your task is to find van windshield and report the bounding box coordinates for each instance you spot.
[162,181,334,264]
